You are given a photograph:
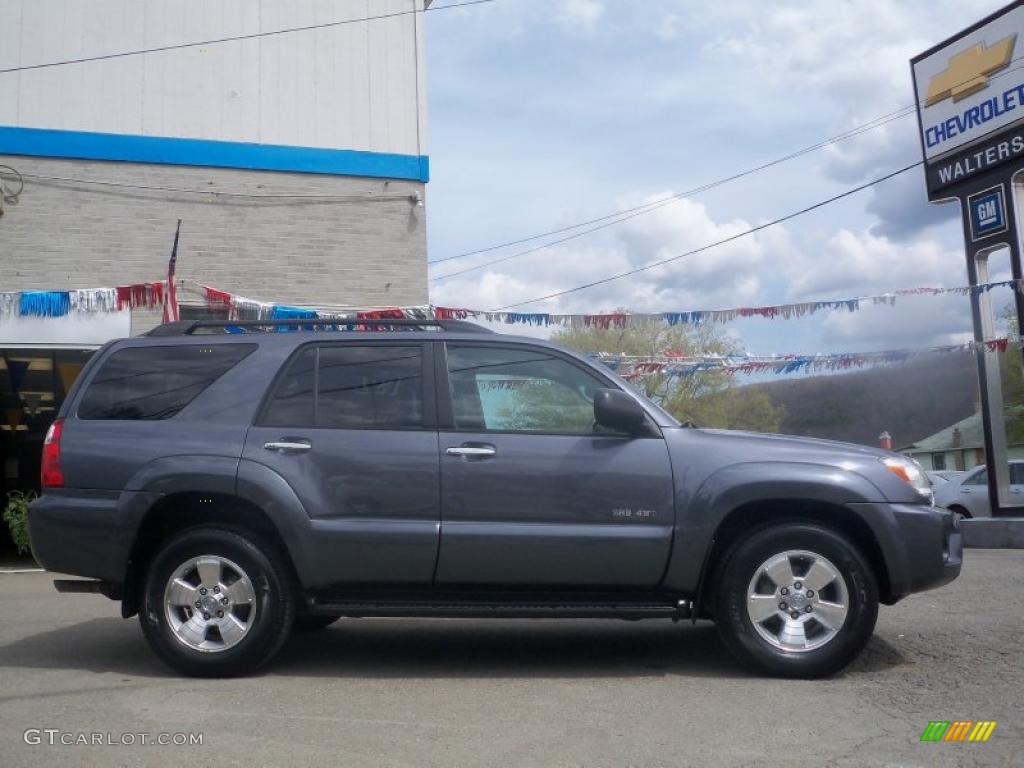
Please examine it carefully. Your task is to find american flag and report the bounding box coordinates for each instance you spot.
[163,219,181,323]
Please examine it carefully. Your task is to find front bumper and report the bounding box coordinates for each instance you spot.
[886,502,962,600]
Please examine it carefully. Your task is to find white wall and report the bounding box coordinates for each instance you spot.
[0,0,427,157]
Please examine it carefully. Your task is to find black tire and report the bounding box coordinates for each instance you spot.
[713,521,878,679]
[293,614,341,632]
[139,526,295,677]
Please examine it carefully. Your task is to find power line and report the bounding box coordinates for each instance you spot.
[432,112,916,283]
[429,106,915,271]
[0,0,496,75]
[491,161,922,311]
[432,108,911,282]
[430,58,1024,275]
[19,171,418,203]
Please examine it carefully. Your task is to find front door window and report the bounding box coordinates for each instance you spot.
[445,346,612,435]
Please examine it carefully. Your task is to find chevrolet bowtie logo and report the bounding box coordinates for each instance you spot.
[926,35,1017,106]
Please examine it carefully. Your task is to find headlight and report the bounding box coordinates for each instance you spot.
[881,457,933,501]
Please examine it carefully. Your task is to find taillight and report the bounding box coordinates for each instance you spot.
[41,419,64,488]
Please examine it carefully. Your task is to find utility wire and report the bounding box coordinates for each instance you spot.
[0,0,495,75]
[430,58,1024,274]
[491,162,922,311]
[429,106,915,270]
[19,171,417,202]
[431,111,915,282]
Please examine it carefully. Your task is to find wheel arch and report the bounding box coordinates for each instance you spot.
[121,491,303,618]
[694,499,892,618]
[945,503,972,519]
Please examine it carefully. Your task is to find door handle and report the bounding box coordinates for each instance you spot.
[446,445,496,458]
[264,440,312,453]
[961,488,971,493]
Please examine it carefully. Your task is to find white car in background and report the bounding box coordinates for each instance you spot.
[933,462,1024,518]
[927,470,964,487]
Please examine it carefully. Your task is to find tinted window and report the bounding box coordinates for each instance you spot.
[318,346,422,429]
[262,345,423,429]
[261,347,316,427]
[446,346,607,434]
[79,344,255,420]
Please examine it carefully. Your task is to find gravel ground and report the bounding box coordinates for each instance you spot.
[0,551,1021,767]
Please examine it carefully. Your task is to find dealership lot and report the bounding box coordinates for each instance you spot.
[0,552,1021,768]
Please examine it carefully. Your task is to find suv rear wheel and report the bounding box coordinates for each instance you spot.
[713,521,878,678]
[139,527,295,677]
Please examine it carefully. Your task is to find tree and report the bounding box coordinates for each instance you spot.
[550,318,786,432]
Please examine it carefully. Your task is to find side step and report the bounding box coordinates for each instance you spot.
[308,597,692,621]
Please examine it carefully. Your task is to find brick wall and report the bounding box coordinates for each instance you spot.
[0,155,427,333]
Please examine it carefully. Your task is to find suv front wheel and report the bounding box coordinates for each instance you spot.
[713,521,878,678]
[139,527,295,677]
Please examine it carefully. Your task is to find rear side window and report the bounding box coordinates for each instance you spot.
[262,345,423,429]
[78,344,256,420]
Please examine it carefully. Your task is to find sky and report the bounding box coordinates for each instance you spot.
[423,0,1018,358]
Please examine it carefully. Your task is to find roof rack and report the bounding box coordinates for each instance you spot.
[145,318,494,336]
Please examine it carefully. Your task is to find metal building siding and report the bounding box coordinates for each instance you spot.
[0,0,426,157]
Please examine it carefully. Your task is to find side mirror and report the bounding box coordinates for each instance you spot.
[594,388,648,435]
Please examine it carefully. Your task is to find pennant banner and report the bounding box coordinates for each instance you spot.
[599,338,1012,379]
[57,362,84,396]
[435,279,1024,328]
[3,278,1022,328]
[6,359,29,393]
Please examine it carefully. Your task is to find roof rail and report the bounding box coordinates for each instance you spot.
[145,318,494,336]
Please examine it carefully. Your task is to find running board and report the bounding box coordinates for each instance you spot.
[307,597,692,621]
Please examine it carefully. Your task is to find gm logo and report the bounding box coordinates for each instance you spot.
[968,185,1008,241]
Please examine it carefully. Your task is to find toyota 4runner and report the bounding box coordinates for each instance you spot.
[28,318,962,678]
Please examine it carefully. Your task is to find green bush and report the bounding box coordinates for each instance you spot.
[3,490,35,556]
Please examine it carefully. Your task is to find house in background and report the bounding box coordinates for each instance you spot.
[900,406,1024,471]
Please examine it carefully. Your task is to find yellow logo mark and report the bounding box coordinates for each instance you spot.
[968,721,998,742]
[926,35,1017,106]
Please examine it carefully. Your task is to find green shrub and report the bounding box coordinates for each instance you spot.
[3,490,36,556]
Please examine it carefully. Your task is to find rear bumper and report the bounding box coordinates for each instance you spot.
[886,502,962,601]
[28,489,159,586]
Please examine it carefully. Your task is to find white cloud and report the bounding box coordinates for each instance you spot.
[431,193,787,315]
[781,228,963,300]
[820,294,975,349]
[698,1,1000,113]
[656,13,684,42]
[554,0,605,34]
[427,1,1009,356]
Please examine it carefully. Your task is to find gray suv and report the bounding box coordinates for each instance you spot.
[28,319,962,678]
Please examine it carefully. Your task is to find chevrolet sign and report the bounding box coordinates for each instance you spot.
[913,4,1024,163]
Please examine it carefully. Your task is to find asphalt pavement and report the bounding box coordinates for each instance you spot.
[1,551,1022,767]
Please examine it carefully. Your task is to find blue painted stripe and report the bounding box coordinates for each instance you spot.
[0,126,429,182]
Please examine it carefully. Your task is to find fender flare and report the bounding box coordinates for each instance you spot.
[662,461,898,594]
[118,455,317,595]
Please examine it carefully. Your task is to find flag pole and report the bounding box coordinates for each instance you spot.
[163,219,181,323]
